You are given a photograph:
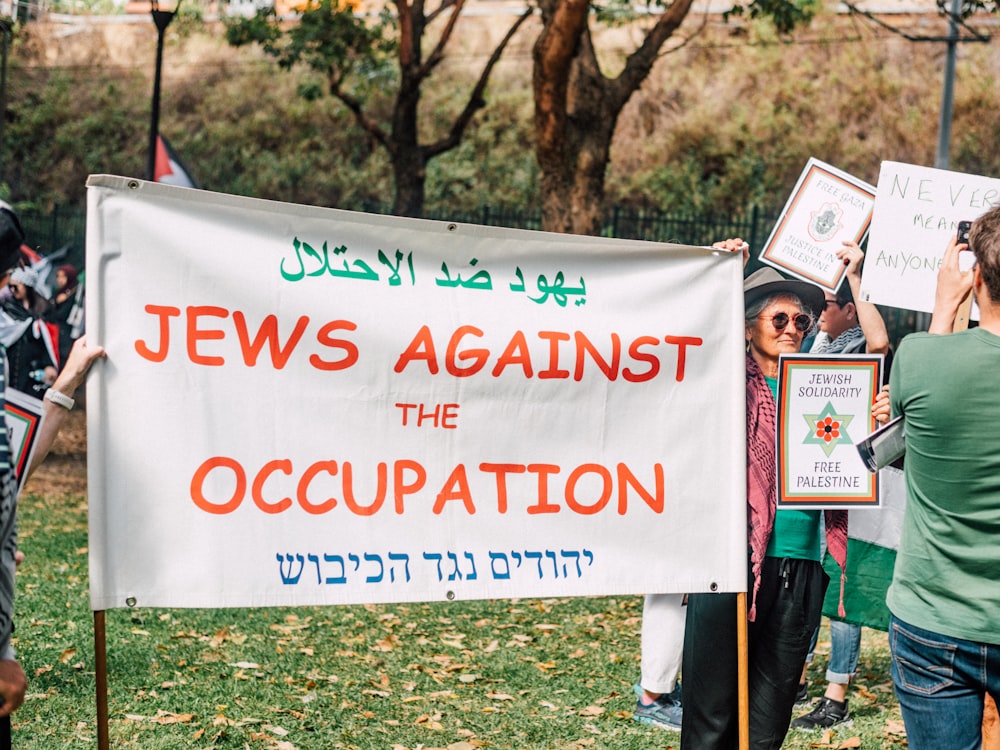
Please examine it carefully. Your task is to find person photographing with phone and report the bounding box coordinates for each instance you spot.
[884,206,1000,750]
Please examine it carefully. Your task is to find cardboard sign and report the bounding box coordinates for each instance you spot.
[760,158,876,291]
[861,161,1000,315]
[5,388,42,493]
[776,354,883,508]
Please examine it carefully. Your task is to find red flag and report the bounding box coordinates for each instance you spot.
[154,134,199,189]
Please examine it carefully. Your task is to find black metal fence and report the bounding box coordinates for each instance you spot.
[18,204,88,272]
[21,201,921,348]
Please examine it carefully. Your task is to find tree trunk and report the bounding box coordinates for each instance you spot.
[391,144,427,218]
[532,0,695,235]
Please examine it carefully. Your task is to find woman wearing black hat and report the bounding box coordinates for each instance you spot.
[679,242,848,750]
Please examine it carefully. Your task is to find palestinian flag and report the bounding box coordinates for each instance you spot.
[154,134,199,189]
[821,466,906,631]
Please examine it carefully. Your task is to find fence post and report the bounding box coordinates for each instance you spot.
[50,204,59,254]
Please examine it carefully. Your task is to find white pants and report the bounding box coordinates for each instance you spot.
[639,593,686,694]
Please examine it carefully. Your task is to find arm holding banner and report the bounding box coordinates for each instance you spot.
[929,237,975,334]
[24,335,105,481]
[712,238,750,268]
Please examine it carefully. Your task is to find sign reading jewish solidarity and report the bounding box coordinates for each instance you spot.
[85,176,747,611]
[775,355,883,509]
[862,161,1000,315]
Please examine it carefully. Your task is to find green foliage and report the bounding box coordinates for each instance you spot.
[724,0,820,34]
[5,12,1000,220]
[225,0,397,93]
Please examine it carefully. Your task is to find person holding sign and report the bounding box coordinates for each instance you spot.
[680,245,848,750]
[0,202,105,726]
[885,207,1000,750]
[792,240,891,731]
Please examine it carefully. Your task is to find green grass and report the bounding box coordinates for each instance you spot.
[12,484,905,749]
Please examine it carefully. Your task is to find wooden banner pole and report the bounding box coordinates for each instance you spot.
[737,591,749,750]
[94,610,109,750]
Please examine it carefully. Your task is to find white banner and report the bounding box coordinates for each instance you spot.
[862,161,1000,314]
[85,175,747,611]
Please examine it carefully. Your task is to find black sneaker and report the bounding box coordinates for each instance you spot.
[794,681,809,706]
[791,697,852,731]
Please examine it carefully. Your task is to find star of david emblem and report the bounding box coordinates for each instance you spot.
[802,401,854,458]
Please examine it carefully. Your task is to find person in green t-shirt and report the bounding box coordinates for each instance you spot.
[886,206,1000,750]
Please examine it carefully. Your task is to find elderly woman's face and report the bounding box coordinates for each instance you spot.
[746,295,812,364]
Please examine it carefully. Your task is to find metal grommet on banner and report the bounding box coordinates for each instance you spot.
[447,223,457,232]
[446,591,456,601]
[125,596,137,607]
[127,180,140,190]
[710,582,719,592]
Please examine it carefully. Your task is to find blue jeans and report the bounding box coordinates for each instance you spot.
[890,615,1000,750]
[826,620,861,684]
[804,619,861,684]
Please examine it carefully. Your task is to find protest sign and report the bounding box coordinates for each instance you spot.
[776,354,883,508]
[862,161,1000,315]
[85,175,747,611]
[759,158,875,291]
[5,388,41,493]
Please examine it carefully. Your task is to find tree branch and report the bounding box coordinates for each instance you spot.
[607,0,697,110]
[533,0,590,155]
[418,0,468,82]
[425,7,532,159]
[328,75,394,155]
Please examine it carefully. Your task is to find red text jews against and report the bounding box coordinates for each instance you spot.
[132,303,702,520]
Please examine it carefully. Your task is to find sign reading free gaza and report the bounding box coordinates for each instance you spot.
[85,175,747,611]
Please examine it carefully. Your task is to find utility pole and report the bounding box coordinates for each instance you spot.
[934,0,963,170]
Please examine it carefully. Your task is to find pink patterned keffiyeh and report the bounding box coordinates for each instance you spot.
[744,355,848,620]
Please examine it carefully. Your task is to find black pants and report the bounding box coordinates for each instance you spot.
[680,557,828,750]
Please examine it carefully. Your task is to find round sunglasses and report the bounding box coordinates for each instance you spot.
[763,311,814,332]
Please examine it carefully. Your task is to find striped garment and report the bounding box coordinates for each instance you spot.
[0,355,18,660]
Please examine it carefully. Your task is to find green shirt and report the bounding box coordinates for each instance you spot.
[888,328,1000,644]
[763,375,822,561]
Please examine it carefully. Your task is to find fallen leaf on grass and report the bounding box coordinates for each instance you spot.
[837,737,861,749]
[415,712,444,730]
[209,626,228,648]
[884,720,906,736]
[855,685,878,701]
[578,705,605,717]
[229,662,261,670]
[487,692,514,701]
[150,710,195,724]
[58,648,76,663]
